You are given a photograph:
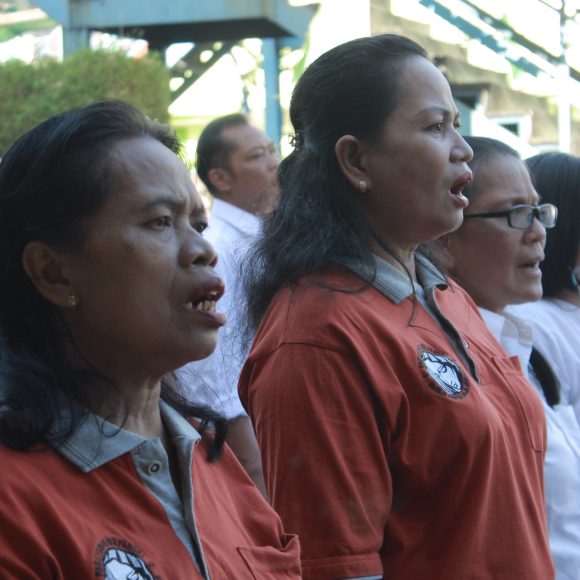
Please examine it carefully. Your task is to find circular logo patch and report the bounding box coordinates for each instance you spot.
[94,537,158,579]
[417,345,469,399]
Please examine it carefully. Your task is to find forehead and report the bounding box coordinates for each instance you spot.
[109,136,201,207]
[393,56,457,116]
[221,124,270,153]
[470,154,538,207]
[113,137,188,184]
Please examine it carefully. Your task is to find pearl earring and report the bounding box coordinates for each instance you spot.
[67,294,78,309]
[358,180,368,194]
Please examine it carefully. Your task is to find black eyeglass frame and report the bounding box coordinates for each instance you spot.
[463,203,558,230]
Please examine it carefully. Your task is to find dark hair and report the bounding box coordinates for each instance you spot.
[244,34,428,332]
[461,136,521,200]
[195,113,248,194]
[0,100,226,457]
[525,152,580,296]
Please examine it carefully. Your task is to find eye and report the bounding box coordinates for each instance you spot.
[248,147,267,159]
[191,220,208,234]
[149,216,172,229]
[429,122,444,133]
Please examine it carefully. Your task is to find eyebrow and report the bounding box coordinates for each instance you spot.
[418,106,460,121]
[246,145,268,154]
[139,195,205,217]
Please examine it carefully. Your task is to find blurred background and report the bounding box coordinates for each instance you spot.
[1,0,579,165]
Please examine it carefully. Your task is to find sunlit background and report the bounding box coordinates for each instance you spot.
[1,0,580,160]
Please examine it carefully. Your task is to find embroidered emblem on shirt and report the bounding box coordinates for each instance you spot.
[94,537,159,579]
[417,345,469,399]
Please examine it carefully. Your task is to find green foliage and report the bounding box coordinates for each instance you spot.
[0,49,170,155]
[0,18,56,43]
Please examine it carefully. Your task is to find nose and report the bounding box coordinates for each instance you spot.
[180,229,217,269]
[452,132,473,163]
[268,151,279,172]
[525,212,547,247]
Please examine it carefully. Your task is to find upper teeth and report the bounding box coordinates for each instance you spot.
[185,289,220,311]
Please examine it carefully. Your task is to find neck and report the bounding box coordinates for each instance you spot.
[93,378,164,439]
[370,241,417,282]
[218,193,262,216]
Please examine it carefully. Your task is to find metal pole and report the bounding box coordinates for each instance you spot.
[262,38,282,152]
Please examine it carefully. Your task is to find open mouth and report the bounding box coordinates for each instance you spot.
[450,173,472,196]
[520,261,541,270]
[519,252,544,269]
[186,289,222,312]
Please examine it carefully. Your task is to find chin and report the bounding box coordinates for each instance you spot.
[448,212,465,233]
[191,344,218,362]
[511,290,543,306]
[176,339,218,366]
[427,217,463,241]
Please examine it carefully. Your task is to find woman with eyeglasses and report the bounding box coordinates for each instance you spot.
[437,136,580,580]
[510,152,580,427]
[238,35,554,579]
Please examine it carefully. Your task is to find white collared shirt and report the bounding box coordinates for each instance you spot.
[481,307,580,580]
[510,299,580,425]
[176,199,261,419]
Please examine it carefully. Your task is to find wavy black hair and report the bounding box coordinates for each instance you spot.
[525,152,580,297]
[243,34,428,333]
[0,100,226,458]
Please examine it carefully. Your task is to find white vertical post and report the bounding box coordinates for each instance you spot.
[557,62,572,153]
[557,2,572,153]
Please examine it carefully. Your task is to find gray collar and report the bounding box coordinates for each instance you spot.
[343,253,447,303]
[53,401,201,473]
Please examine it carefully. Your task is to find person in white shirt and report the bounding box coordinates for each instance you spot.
[509,152,580,427]
[437,136,580,580]
[176,114,278,497]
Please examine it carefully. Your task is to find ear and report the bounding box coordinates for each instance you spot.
[207,167,233,195]
[21,241,77,309]
[335,135,372,193]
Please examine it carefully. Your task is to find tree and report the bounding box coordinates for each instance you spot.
[0,49,170,155]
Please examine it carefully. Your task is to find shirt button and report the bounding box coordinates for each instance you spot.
[149,462,162,474]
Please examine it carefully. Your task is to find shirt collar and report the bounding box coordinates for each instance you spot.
[342,252,448,304]
[53,401,201,473]
[210,197,262,236]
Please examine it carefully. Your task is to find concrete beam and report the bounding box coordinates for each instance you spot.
[32,0,315,41]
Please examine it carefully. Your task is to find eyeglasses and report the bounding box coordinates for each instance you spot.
[463,203,558,230]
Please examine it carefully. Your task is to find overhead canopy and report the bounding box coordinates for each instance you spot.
[32,0,316,49]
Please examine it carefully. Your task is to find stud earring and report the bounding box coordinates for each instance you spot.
[67,293,78,309]
[358,180,368,194]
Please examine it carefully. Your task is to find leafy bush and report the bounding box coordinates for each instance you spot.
[0,49,170,155]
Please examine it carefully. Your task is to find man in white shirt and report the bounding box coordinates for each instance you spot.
[176,114,278,496]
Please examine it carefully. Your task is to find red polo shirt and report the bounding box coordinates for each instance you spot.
[239,262,553,579]
[0,403,300,578]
